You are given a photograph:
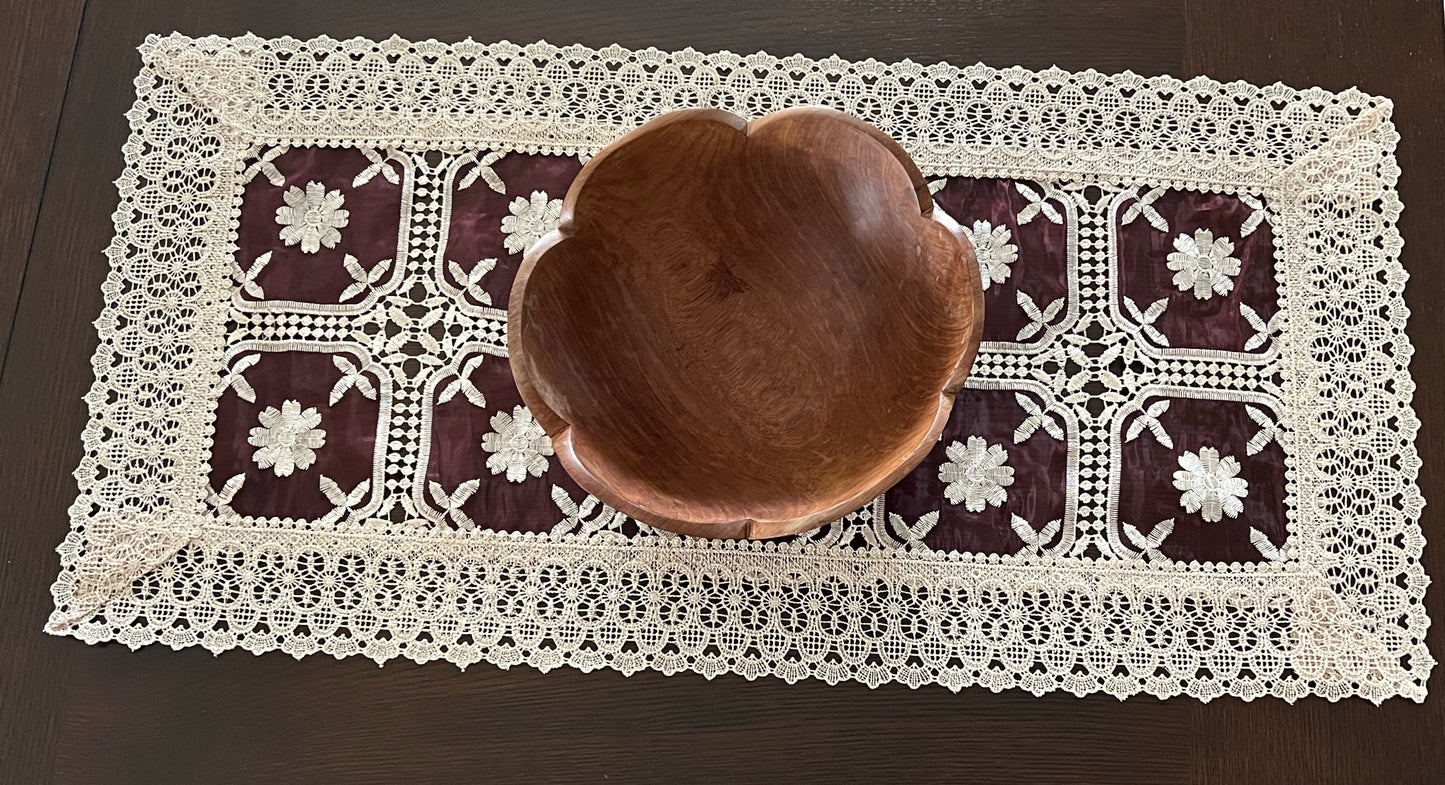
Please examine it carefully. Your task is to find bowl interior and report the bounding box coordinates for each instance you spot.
[512,109,981,536]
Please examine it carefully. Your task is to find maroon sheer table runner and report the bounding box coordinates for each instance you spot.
[47,34,1428,703]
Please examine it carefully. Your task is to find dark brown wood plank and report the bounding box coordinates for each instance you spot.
[0,1,85,778]
[47,645,1194,785]
[1182,1,1445,783]
[0,0,85,374]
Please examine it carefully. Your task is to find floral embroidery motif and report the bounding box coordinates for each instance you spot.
[500,190,562,254]
[480,405,554,482]
[1166,229,1242,300]
[962,220,1018,290]
[248,399,326,476]
[939,436,1015,512]
[276,181,349,254]
[1173,446,1248,522]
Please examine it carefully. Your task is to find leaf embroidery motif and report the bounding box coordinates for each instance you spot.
[1250,527,1286,562]
[216,353,260,403]
[1011,514,1062,554]
[330,354,378,405]
[429,479,480,528]
[1241,303,1280,351]
[436,354,488,408]
[1245,405,1279,455]
[1015,182,1063,225]
[242,144,288,186]
[232,252,271,299]
[1239,194,1268,237]
[1016,290,1066,342]
[1121,186,1169,232]
[1013,392,1066,443]
[339,255,392,302]
[1122,296,1170,346]
[448,258,497,304]
[1124,399,1173,448]
[206,473,247,517]
[1122,518,1175,561]
[884,511,939,548]
[318,475,371,525]
[353,148,401,187]
[458,151,507,192]
[549,486,627,539]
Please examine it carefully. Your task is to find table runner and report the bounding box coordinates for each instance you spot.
[46,33,1429,703]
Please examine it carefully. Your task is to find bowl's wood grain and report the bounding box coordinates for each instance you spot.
[509,106,983,539]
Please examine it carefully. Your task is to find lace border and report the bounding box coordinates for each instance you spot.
[47,34,1429,703]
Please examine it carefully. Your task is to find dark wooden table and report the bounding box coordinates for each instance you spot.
[1,1,1441,782]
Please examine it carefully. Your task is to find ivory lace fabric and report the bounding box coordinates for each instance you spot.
[46,34,1429,702]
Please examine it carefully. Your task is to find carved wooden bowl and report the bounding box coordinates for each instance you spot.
[509,106,983,539]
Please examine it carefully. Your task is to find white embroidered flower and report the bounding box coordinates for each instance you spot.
[248,399,326,476]
[500,190,563,254]
[1165,228,1242,300]
[962,220,1018,289]
[275,181,349,253]
[481,405,554,482]
[938,436,1015,512]
[1172,446,1248,522]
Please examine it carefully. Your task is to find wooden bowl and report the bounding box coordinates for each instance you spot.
[509,106,983,539]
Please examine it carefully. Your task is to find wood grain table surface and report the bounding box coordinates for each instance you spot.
[1,1,1440,782]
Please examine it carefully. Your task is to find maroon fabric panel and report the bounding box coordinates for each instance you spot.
[885,387,1069,555]
[932,177,1069,343]
[1115,189,1277,351]
[212,155,1290,557]
[425,351,589,533]
[209,349,381,520]
[1116,395,1287,563]
[442,153,583,308]
[235,147,403,304]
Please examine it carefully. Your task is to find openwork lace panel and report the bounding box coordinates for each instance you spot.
[48,34,1429,703]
